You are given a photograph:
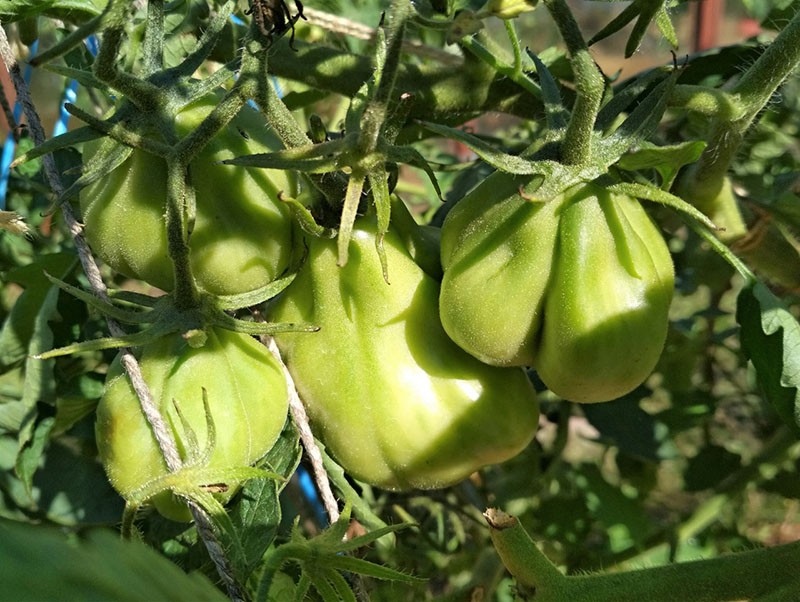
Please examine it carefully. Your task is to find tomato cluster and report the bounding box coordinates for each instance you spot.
[84,91,674,515]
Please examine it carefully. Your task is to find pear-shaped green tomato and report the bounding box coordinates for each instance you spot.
[535,184,675,402]
[270,220,539,490]
[80,94,294,296]
[95,329,289,521]
[440,179,674,403]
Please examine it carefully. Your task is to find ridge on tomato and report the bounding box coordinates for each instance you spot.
[269,216,539,491]
[80,94,295,296]
[440,179,674,403]
[95,328,289,521]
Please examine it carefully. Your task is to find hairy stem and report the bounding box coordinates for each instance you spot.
[544,0,604,165]
[688,8,800,198]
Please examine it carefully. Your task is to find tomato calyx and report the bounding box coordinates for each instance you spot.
[120,389,285,521]
[36,272,319,360]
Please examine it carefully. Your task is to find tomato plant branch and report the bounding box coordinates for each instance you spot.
[669,85,741,120]
[553,540,800,602]
[543,0,604,166]
[487,505,800,601]
[680,8,800,207]
[504,19,524,76]
[484,508,565,592]
[459,34,541,101]
[92,0,161,109]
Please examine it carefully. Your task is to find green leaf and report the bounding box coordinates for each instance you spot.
[736,282,800,433]
[684,445,742,491]
[582,391,677,461]
[0,254,75,369]
[29,438,124,525]
[587,0,669,58]
[229,423,302,580]
[575,464,655,553]
[0,0,104,23]
[14,417,54,497]
[0,520,228,601]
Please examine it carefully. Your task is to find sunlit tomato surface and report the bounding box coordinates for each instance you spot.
[440,178,674,403]
[95,328,288,521]
[80,94,294,296]
[270,218,539,490]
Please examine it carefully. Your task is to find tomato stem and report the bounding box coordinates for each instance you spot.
[165,159,200,309]
[543,0,605,166]
[488,504,800,602]
[681,8,800,209]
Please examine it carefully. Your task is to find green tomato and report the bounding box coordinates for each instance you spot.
[269,218,539,491]
[95,328,288,521]
[80,94,294,296]
[440,179,674,403]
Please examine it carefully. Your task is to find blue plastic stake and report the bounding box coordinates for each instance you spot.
[0,40,38,210]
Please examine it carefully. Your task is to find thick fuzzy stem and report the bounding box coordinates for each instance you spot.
[488,507,800,602]
[686,9,800,201]
[544,0,605,166]
[165,159,199,309]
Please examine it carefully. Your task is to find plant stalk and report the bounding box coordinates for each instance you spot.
[543,0,605,165]
[689,7,800,197]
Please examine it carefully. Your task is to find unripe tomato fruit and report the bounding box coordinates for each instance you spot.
[80,94,294,296]
[95,329,289,521]
[440,179,674,403]
[269,218,539,490]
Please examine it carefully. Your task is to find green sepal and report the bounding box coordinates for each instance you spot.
[212,272,300,310]
[605,182,717,230]
[527,50,568,131]
[596,70,677,162]
[420,121,542,175]
[34,324,176,360]
[220,138,346,173]
[616,140,707,189]
[42,272,154,324]
[125,465,285,509]
[367,167,392,283]
[279,192,338,239]
[337,174,366,267]
[10,126,102,169]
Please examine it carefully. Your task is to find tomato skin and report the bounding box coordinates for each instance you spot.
[80,95,294,296]
[440,180,674,403]
[269,219,539,491]
[536,184,674,402]
[439,172,560,367]
[95,329,289,521]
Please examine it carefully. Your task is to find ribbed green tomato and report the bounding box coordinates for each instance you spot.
[80,94,294,296]
[95,329,288,521]
[269,219,539,491]
[440,180,674,403]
